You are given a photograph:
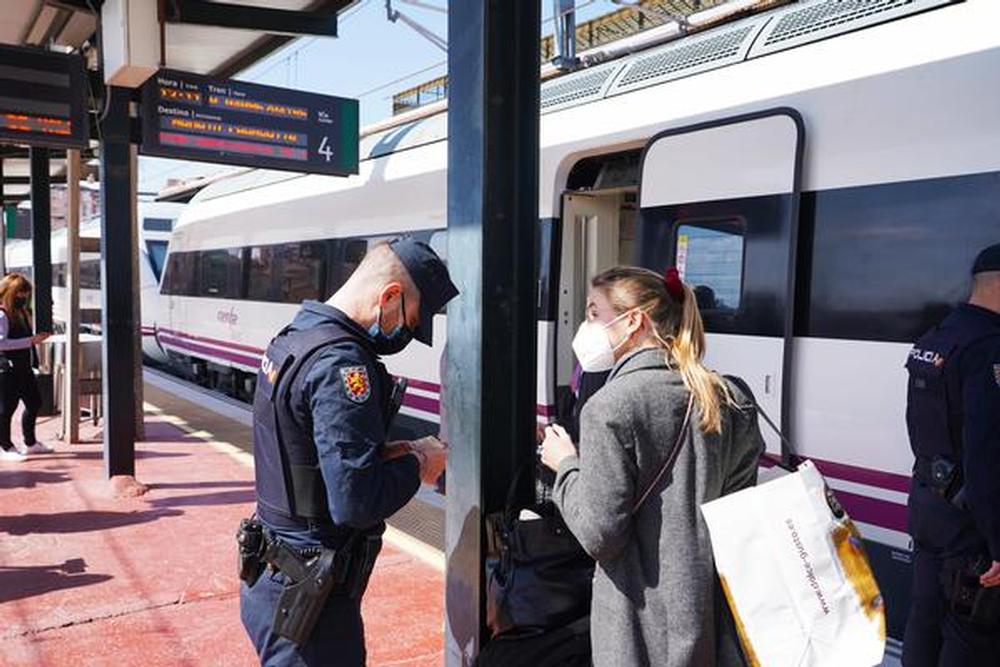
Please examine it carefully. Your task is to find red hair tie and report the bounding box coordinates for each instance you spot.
[664,267,685,302]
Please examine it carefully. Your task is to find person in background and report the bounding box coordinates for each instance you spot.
[0,273,52,462]
[540,266,764,667]
[902,242,1000,666]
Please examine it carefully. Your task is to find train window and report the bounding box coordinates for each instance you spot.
[143,218,174,232]
[79,259,101,290]
[675,221,745,311]
[802,171,1000,342]
[537,219,557,321]
[162,252,197,296]
[247,246,280,302]
[52,262,67,288]
[8,266,32,282]
[146,241,168,281]
[201,248,243,298]
[278,242,325,303]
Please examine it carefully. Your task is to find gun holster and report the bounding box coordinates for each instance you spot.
[941,556,1000,628]
[236,517,382,645]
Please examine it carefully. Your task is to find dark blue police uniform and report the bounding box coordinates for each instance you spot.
[241,301,420,666]
[903,298,1000,666]
[240,237,458,667]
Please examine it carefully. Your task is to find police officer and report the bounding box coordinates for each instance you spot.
[902,243,1000,666]
[240,237,458,666]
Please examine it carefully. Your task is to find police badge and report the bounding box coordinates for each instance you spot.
[341,366,371,403]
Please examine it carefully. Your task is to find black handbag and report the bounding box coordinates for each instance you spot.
[484,395,695,639]
[485,464,595,638]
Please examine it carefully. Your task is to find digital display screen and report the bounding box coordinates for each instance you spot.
[0,44,88,150]
[140,69,359,176]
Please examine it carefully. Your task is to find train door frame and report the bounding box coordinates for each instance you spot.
[636,108,804,457]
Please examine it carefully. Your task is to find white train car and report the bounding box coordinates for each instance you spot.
[158,0,1000,648]
[6,200,184,362]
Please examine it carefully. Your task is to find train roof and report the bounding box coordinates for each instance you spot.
[174,0,998,243]
[186,0,963,209]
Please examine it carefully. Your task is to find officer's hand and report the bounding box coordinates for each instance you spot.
[411,436,446,485]
[381,440,413,461]
[980,561,1000,588]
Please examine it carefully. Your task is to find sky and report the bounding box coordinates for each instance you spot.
[138,0,628,194]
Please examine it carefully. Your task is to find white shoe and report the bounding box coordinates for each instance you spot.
[0,449,28,462]
[23,443,55,454]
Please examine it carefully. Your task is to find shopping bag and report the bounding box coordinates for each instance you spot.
[701,459,886,666]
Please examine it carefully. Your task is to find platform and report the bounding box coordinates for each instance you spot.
[0,379,445,666]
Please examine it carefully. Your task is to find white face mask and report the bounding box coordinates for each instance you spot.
[571,311,633,373]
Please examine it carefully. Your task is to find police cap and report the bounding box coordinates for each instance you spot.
[972,243,1000,275]
[389,237,459,345]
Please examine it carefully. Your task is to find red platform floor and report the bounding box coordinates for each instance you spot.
[0,395,444,667]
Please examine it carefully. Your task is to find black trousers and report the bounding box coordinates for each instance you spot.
[0,367,41,451]
[902,549,1000,667]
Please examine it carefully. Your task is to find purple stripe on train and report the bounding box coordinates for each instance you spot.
[159,334,262,369]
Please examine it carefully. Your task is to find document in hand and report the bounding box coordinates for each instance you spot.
[701,460,885,667]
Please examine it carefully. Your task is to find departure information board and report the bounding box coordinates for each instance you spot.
[0,44,88,150]
[140,69,359,176]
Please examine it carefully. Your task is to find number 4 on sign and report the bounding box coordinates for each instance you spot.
[318,136,334,162]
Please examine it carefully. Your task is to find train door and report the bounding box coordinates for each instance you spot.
[555,190,636,392]
[637,110,804,456]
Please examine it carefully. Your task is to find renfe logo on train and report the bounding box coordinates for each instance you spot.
[139,68,359,176]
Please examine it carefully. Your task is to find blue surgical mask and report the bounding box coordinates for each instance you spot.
[368,292,413,355]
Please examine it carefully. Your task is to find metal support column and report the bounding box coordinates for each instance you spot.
[64,149,81,444]
[444,1,540,663]
[30,147,55,415]
[129,145,144,441]
[100,86,137,479]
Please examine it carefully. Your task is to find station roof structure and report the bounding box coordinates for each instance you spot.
[1,0,355,205]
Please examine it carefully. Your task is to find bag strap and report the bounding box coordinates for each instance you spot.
[723,374,799,473]
[631,394,694,515]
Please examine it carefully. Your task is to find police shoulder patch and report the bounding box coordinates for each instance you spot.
[341,366,371,403]
[993,364,1000,388]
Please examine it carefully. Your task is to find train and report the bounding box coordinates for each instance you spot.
[154,0,1000,647]
[5,200,184,362]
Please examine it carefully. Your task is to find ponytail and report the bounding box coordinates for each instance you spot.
[669,282,726,434]
[592,266,731,434]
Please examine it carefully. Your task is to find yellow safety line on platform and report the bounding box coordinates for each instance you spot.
[144,401,255,468]
[143,400,446,573]
[384,525,446,573]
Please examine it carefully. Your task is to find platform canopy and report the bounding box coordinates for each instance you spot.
[0,0,355,204]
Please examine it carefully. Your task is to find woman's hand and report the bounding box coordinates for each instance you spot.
[31,332,51,345]
[540,424,576,472]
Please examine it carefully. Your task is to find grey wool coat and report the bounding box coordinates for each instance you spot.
[553,347,765,667]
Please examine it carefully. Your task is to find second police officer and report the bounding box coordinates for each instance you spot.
[239,237,458,666]
[902,243,1000,666]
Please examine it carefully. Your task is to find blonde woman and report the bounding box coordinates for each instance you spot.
[0,274,52,462]
[541,266,764,667]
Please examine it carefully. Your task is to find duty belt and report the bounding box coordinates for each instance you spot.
[237,517,382,645]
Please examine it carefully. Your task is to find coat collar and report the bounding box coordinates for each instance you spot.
[607,346,674,383]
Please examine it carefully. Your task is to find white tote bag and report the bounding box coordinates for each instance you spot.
[701,459,886,666]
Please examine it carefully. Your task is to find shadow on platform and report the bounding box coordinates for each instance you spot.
[0,508,183,535]
[0,559,112,604]
[0,469,71,490]
[146,489,254,509]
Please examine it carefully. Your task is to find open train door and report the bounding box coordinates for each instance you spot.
[637,109,804,457]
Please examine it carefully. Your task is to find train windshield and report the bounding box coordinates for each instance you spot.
[146,240,168,282]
